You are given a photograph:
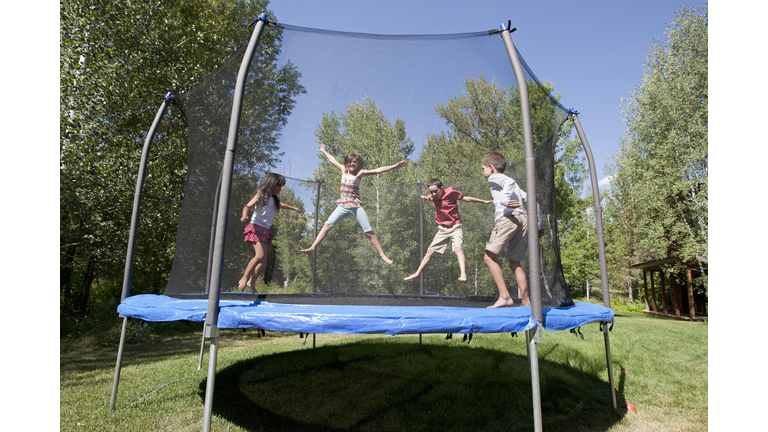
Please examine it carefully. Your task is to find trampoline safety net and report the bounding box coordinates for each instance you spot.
[163,23,574,307]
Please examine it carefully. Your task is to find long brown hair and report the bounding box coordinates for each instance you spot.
[343,153,366,174]
[250,173,285,211]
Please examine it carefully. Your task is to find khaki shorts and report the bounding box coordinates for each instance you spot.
[428,224,464,254]
[485,212,528,261]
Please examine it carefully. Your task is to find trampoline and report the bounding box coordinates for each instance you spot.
[118,294,612,335]
[110,15,617,432]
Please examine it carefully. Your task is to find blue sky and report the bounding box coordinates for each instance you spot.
[268,0,708,188]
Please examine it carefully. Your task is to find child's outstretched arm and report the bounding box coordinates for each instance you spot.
[461,196,493,205]
[241,192,262,222]
[279,202,303,214]
[359,159,407,177]
[318,143,345,172]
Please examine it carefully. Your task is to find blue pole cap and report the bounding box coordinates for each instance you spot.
[164,92,173,100]
[259,13,267,20]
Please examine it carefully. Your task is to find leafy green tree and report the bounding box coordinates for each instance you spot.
[60,0,302,315]
[607,5,708,292]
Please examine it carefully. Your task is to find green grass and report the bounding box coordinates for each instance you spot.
[60,312,707,431]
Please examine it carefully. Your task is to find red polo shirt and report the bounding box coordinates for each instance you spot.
[427,187,464,226]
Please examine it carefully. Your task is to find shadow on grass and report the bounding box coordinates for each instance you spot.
[204,339,626,432]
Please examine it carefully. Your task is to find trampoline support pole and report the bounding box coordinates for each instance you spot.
[202,329,219,432]
[528,327,543,432]
[109,317,130,410]
[201,15,268,432]
[501,24,543,432]
[111,93,171,411]
[603,325,618,409]
[571,113,617,408]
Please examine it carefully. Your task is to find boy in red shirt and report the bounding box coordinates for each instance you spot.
[404,178,492,282]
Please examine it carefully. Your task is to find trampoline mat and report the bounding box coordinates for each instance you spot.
[117,294,613,335]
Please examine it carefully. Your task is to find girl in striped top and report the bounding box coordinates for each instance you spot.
[301,143,407,264]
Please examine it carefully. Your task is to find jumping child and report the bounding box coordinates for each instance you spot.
[481,152,542,308]
[239,173,302,294]
[300,143,407,264]
[404,178,491,282]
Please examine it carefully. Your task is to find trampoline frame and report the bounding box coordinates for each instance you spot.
[109,15,617,432]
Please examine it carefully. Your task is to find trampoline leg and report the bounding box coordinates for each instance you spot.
[525,329,531,367]
[198,324,207,371]
[603,325,618,409]
[528,327,543,432]
[313,333,316,349]
[202,327,219,432]
[110,316,129,410]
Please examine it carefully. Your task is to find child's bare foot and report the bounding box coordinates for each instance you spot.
[238,278,248,292]
[458,274,467,282]
[520,298,531,307]
[246,279,258,295]
[404,273,419,281]
[381,255,393,265]
[488,297,515,308]
[300,247,315,255]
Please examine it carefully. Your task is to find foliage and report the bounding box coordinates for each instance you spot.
[60,0,301,314]
[607,5,708,292]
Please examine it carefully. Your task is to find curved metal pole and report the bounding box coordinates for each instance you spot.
[111,92,172,410]
[500,25,543,432]
[202,15,269,432]
[571,113,617,409]
[500,28,542,324]
[571,114,610,307]
[205,170,224,296]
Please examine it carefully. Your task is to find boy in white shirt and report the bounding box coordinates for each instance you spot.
[481,151,541,308]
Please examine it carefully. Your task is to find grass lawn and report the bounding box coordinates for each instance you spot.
[60,311,707,431]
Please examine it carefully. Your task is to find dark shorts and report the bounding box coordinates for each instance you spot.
[244,223,273,245]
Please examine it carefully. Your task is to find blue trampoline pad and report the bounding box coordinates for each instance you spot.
[118,295,614,335]
[542,302,615,331]
[117,294,537,335]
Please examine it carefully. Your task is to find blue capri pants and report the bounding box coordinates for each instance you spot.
[325,205,373,232]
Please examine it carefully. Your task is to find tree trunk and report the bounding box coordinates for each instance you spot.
[76,258,97,315]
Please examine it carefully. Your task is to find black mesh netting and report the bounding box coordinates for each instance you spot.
[164,23,573,307]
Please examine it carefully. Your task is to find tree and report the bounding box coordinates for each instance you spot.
[607,5,708,292]
[60,0,302,315]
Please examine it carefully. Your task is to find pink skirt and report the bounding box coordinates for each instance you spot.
[244,223,273,245]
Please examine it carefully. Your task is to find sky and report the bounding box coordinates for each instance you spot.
[267,0,708,189]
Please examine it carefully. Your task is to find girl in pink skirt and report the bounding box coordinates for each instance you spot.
[239,173,302,294]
